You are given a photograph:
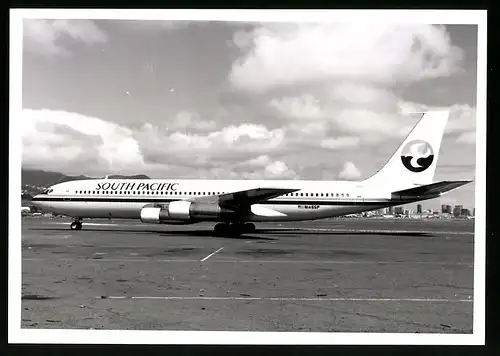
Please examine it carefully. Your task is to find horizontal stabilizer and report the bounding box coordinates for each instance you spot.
[391,180,472,199]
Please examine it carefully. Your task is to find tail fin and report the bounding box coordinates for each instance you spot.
[362,111,449,191]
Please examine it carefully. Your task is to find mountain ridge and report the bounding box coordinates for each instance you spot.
[22,169,151,192]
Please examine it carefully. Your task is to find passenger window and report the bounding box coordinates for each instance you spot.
[321,193,323,197]
[300,193,303,196]
[315,193,318,197]
[326,193,329,197]
[336,193,339,197]
[347,193,349,197]
[341,193,344,197]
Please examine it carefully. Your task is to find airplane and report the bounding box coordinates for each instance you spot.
[31,111,472,236]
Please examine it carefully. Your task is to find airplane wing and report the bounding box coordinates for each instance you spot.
[391,180,472,199]
[187,187,299,210]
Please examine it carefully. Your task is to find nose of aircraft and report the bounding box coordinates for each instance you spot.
[31,194,46,210]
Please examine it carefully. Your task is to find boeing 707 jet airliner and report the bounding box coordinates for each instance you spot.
[31,111,472,235]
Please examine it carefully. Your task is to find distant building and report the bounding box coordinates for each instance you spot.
[387,206,393,214]
[453,205,463,218]
[417,204,422,214]
[394,206,404,215]
[441,204,453,214]
[461,208,471,217]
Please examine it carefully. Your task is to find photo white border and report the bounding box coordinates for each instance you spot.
[9,8,487,345]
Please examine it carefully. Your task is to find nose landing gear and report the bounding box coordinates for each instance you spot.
[70,219,83,230]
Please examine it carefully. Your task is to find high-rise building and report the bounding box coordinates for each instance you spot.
[442,204,452,214]
[453,205,463,218]
[417,204,422,214]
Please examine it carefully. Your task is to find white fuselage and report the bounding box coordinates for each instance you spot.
[32,178,416,223]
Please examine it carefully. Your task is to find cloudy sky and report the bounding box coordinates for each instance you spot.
[21,19,478,211]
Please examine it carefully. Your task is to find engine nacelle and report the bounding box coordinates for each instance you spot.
[140,201,235,224]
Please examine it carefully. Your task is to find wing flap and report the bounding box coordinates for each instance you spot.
[392,180,472,199]
[250,204,287,217]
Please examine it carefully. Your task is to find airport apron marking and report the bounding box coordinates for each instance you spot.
[105,296,473,302]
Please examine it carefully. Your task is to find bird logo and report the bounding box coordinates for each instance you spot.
[401,140,434,173]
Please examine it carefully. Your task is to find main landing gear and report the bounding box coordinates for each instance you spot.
[214,222,256,236]
[70,219,83,230]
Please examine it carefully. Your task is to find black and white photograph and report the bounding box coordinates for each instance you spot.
[9,9,486,345]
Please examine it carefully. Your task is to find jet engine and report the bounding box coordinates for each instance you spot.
[140,201,235,224]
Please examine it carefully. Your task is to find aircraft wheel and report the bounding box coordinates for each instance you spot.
[229,223,243,236]
[70,221,83,230]
[214,223,229,236]
[243,223,256,233]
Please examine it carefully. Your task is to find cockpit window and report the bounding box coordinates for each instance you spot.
[42,188,54,194]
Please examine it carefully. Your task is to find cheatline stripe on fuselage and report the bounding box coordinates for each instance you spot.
[31,196,414,206]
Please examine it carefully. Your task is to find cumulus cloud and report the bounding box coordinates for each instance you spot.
[229,24,463,93]
[320,136,360,150]
[270,92,406,147]
[170,111,217,131]
[23,19,107,57]
[338,161,362,180]
[398,101,476,136]
[269,94,323,120]
[22,109,143,174]
[137,122,286,166]
[237,155,298,179]
[227,23,468,151]
[21,108,293,179]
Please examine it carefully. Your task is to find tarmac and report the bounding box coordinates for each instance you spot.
[21,217,474,333]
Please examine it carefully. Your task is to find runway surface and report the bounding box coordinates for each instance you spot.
[21,217,474,333]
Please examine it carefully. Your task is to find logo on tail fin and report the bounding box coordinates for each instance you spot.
[401,140,434,173]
